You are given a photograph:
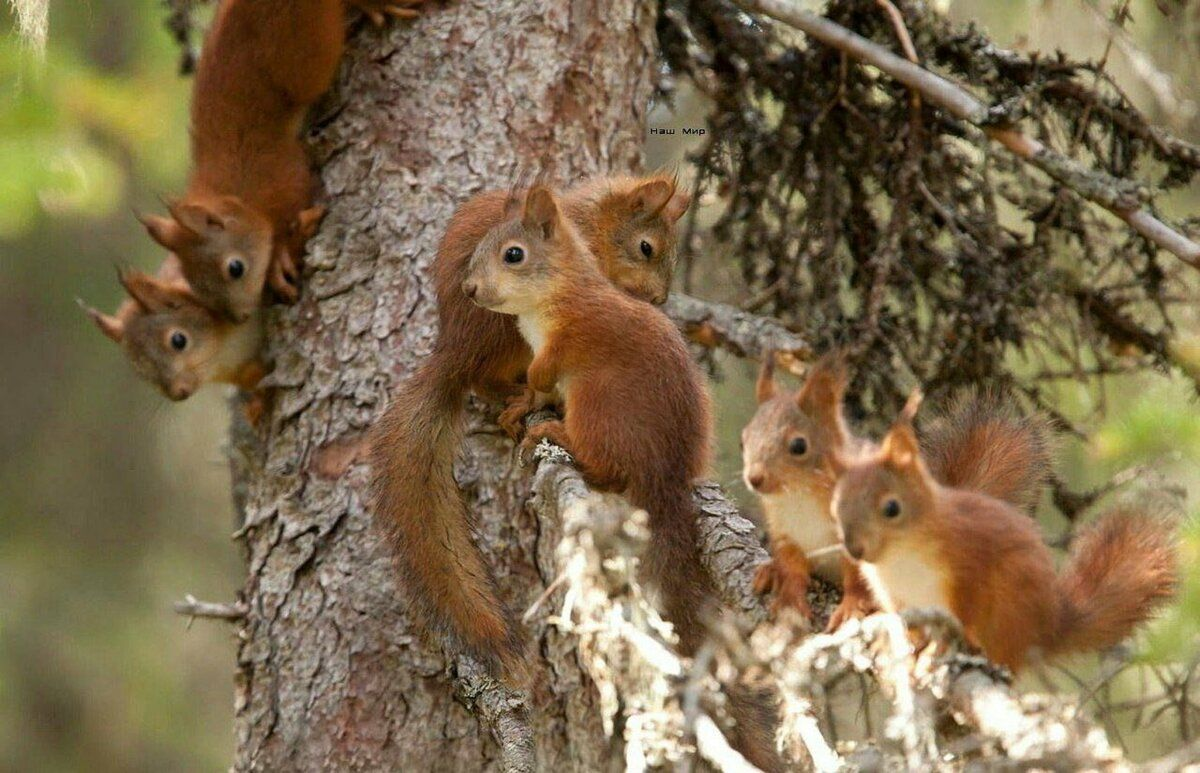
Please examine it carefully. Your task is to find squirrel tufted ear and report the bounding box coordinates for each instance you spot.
[78,299,125,343]
[755,351,778,404]
[118,267,194,314]
[168,200,227,235]
[796,354,848,421]
[898,388,924,424]
[881,420,921,469]
[662,187,692,224]
[140,213,196,251]
[523,186,560,240]
[632,179,674,217]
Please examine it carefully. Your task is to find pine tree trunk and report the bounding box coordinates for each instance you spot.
[230,3,656,769]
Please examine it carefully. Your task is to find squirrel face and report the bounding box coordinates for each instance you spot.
[741,355,849,498]
[141,196,273,323]
[84,270,227,401]
[463,186,584,315]
[833,406,936,564]
[589,177,691,305]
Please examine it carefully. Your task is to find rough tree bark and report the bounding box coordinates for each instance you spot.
[229,3,657,769]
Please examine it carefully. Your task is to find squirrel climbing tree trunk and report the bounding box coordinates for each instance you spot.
[229,3,656,768]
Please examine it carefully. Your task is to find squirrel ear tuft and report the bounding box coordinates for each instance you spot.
[796,354,848,419]
[140,213,194,251]
[78,299,124,343]
[755,352,778,404]
[523,186,560,240]
[169,200,226,234]
[899,388,924,424]
[881,421,921,469]
[632,179,673,217]
[662,187,692,224]
[118,268,191,314]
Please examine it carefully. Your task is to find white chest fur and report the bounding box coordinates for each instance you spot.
[210,312,264,383]
[517,314,548,356]
[859,545,950,615]
[761,488,841,581]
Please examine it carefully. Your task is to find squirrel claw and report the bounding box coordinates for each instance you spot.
[825,594,873,632]
[753,559,813,620]
[356,1,423,25]
[498,389,538,441]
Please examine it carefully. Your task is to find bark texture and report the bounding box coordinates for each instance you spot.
[230,3,656,769]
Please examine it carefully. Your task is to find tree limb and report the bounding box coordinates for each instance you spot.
[665,293,812,362]
[736,0,1200,271]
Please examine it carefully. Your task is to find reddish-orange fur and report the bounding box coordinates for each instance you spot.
[741,355,877,628]
[469,185,716,641]
[742,359,1051,631]
[458,186,782,769]
[369,174,690,681]
[81,256,266,406]
[920,389,1054,514]
[835,410,1178,672]
[143,0,424,322]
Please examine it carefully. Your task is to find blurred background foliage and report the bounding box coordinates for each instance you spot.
[1,0,1198,769]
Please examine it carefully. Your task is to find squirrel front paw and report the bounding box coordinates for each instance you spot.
[753,559,813,620]
[517,420,572,466]
[498,388,538,441]
[825,589,876,632]
[351,0,424,25]
[268,250,300,304]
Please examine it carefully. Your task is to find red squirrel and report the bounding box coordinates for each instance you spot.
[742,356,1054,630]
[833,396,1177,672]
[80,260,265,403]
[369,173,691,680]
[459,184,714,655]
[459,186,781,769]
[140,0,424,323]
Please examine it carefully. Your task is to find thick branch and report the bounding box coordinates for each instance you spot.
[665,293,812,361]
[737,0,1200,270]
[525,441,758,771]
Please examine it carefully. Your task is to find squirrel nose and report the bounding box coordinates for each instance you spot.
[844,539,865,561]
[462,280,477,299]
[746,471,765,491]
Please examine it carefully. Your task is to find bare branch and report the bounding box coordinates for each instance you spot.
[736,0,1200,270]
[665,293,812,362]
[173,594,247,621]
[451,659,535,773]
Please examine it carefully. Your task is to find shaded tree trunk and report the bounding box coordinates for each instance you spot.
[230,3,656,769]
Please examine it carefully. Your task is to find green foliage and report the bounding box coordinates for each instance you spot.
[0,4,187,239]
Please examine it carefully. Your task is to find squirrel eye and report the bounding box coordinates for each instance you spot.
[788,437,808,456]
[227,258,246,279]
[639,240,654,259]
[170,331,188,351]
[882,499,902,519]
[503,246,525,265]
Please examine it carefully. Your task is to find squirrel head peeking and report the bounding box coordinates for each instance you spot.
[140,195,273,324]
[82,269,232,401]
[832,391,935,564]
[582,175,691,305]
[740,353,850,499]
[463,185,592,315]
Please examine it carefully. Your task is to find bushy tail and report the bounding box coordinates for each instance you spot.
[630,481,715,655]
[1052,507,1178,656]
[630,480,784,771]
[369,354,526,680]
[922,389,1054,512]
